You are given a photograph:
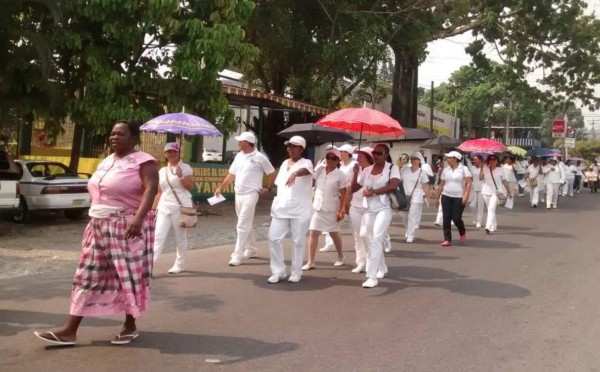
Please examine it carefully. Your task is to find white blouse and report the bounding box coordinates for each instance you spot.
[358,162,400,212]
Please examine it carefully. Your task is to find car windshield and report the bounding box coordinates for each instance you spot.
[27,162,79,178]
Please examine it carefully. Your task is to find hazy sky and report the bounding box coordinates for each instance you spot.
[418,0,600,127]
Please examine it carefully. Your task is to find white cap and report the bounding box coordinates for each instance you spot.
[549,156,559,162]
[410,152,425,164]
[234,131,256,144]
[326,148,341,159]
[357,147,373,162]
[284,135,306,149]
[338,143,356,154]
[444,151,463,160]
[164,142,180,152]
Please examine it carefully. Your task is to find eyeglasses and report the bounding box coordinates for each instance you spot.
[372,151,384,156]
[326,156,338,161]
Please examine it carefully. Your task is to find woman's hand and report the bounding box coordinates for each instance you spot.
[286,172,297,186]
[363,188,374,197]
[125,216,143,239]
[175,165,183,178]
[462,196,469,205]
[336,209,345,222]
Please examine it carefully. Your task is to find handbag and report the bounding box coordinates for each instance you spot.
[529,177,538,188]
[387,164,408,210]
[165,168,197,228]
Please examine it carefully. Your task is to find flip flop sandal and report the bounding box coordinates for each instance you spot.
[34,331,75,346]
[111,332,139,345]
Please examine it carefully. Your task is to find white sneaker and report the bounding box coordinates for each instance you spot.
[406,238,414,243]
[333,259,345,267]
[351,265,365,273]
[434,222,442,227]
[376,270,385,279]
[168,265,184,274]
[288,273,302,283]
[243,250,258,259]
[362,278,378,288]
[476,223,482,228]
[228,258,241,266]
[267,273,286,284]
[319,245,336,252]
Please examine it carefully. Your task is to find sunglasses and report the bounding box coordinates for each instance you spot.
[326,156,339,161]
[371,151,385,156]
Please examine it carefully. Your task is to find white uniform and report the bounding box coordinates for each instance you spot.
[309,167,347,232]
[502,163,518,196]
[154,162,194,268]
[563,165,577,196]
[322,160,355,248]
[543,163,564,208]
[469,165,485,226]
[349,168,368,268]
[269,158,314,278]
[400,166,430,241]
[481,166,507,232]
[229,150,275,261]
[357,162,400,280]
[526,164,542,206]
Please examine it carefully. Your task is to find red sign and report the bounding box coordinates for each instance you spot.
[552,119,565,133]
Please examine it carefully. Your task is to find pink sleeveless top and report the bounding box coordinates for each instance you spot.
[88,151,157,211]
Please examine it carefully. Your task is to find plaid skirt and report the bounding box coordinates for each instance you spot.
[70,212,155,318]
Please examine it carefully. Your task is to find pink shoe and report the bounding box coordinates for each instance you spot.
[440,240,452,247]
[459,234,467,243]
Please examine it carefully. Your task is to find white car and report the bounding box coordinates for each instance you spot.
[202,148,222,162]
[13,160,91,223]
[0,147,20,211]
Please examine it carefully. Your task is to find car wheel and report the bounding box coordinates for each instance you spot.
[12,197,32,224]
[64,209,86,220]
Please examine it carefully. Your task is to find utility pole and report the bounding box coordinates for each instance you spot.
[564,112,569,159]
[504,94,512,145]
[430,81,434,132]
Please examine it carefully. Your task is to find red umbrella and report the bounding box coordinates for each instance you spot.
[457,138,507,153]
[316,108,406,138]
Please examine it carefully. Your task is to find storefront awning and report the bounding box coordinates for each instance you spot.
[222,84,329,115]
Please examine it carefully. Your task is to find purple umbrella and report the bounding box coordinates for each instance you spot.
[141,112,222,136]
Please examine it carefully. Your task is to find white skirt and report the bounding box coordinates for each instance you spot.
[309,210,341,232]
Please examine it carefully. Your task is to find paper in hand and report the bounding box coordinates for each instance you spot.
[504,196,514,209]
[517,179,528,189]
[207,194,226,206]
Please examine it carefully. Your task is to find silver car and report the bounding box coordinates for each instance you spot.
[14,160,91,223]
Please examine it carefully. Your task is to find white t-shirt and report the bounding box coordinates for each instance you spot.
[421,162,434,178]
[468,166,483,192]
[229,150,275,195]
[271,158,314,219]
[543,164,564,184]
[339,160,356,176]
[564,165,577,179]
[481,166,506,196]
[515,160,528,174]
[357,162,400,212]
[157,162,194,213]
[526,164,541,180]
[503,163,517,183]
[313,168,347,212]
[441,164,472,198]
[400,166,430,203]
[350,168,365,208]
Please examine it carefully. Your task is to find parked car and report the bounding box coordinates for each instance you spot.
[13,160,91,223]
[202,148,222,162]
[0,146,20,212]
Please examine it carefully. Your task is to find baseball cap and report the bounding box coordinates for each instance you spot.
[164,142,180,152]
[234,131,256,144]
[410,152,425,163]
[326,148,341,159]
[338,143,356,154]
[444,150,463,160]
[357,147,374,162]
[284,135,306,149]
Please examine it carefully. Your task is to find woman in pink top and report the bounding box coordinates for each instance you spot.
[34,120,158,346]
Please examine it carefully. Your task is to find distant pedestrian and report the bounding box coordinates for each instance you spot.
[152,142,194,274]
[267,136,313,283]
[469,154,485,227]
[563,160,577,197]
[34,120,158,346]
[588,160,598,193]
[481,154,512,233]
[400,152,431,243]
[215,132,275,266]
[524,157,542,208]
[542,157,564,208]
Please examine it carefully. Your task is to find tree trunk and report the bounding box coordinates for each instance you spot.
[390,45,418,129]
[69,123,83,172]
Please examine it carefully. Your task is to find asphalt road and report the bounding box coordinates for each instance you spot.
[1,192,599,371]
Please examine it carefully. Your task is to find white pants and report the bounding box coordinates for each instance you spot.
[563,178,574,196]
[529,184,540,205]
[349,205,367,267]
[404,202,423,240]
[361,208,392,280]
[546,183,560,207]
[231,192,259,260]
[154,209,188,266]
[470,190,485,225]
[268,216,311,277]
[483,194,498,231]
[538,181,546,202]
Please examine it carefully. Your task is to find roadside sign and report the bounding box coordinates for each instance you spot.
[565,137,576,149]
[566,127,575,138]
[552,119,565,134]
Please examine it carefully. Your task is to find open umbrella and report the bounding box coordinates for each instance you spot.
[141,112,222,136]
[507,145,527,157]
[458,138,507,153]
[567,157,585,163]
[276,123,353,145]
[316,108,406,145]
[419,135,461,152]
[527,148,553,157]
